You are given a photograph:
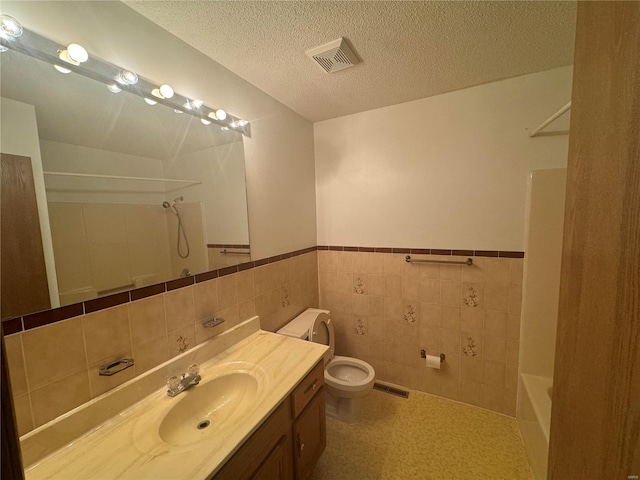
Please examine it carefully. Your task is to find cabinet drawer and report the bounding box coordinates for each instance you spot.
[291,360,324,418]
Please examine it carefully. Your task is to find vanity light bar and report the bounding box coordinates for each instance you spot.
[0,14,251,137]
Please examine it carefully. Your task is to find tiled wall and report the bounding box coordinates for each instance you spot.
[5,244,523,437]
[317,249,523,416]
[5,251,318,436]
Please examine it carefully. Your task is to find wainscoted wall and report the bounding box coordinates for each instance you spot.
[317,249,523,416]
[4,251,318,436]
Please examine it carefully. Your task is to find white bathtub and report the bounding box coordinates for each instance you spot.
[518,374,553,480]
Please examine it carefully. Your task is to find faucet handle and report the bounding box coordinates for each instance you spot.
[168,375,181,391]
[187,364,199,376]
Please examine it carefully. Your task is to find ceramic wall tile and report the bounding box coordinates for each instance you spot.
[193,279,218,322]
[320,251,524,417]
[12,393,33,436]
[4,334,28,396]
[31,373,91,427]
[12,251,320,436]
[22,317,86,391]
[164,287,195,334]
[83,305,132,366]
[129,296,166,347]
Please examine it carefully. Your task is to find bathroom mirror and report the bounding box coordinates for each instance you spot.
[0,34,251,318]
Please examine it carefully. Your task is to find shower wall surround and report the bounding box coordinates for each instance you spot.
[318,248,523,416]
[4,250,319,436]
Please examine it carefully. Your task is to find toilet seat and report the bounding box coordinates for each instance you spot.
[308,312,335,361]
[325,356,375,395]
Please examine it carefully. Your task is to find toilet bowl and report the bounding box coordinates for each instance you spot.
[277,308,375,423]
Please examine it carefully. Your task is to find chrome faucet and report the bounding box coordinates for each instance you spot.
[167,364,201,397]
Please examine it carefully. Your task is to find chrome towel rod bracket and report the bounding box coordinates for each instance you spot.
[405,255,473,266]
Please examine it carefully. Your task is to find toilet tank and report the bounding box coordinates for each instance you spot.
[277,308,330,340]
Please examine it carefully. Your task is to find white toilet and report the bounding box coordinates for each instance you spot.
[278,308,375,423]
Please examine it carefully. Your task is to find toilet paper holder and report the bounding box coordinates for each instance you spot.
[420,349,445,363]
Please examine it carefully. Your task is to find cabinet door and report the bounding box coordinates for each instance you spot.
[250,433,293,480]
[293,388,326,480]
[214,400,293,480]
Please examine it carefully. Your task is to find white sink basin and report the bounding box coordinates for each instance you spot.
[158,372,259,446]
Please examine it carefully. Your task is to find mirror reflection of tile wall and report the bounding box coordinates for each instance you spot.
[49,202,210,306]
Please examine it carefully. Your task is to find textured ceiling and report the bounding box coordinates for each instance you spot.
[125,1,577,122]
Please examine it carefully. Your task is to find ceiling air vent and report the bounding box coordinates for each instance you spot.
[306,38,359,74]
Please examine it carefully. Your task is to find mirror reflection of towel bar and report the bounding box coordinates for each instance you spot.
[220,248,251,255]
[405,255,473,266]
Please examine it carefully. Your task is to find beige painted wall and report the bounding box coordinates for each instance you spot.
[4,0,317,261]
[314,66,572,250]
[0,97,60,308]
[520,169,567,378]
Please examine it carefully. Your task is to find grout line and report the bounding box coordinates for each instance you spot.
[80,314,94,399]
[18,333,37,433]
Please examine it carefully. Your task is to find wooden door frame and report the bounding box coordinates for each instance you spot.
[548,2,640,479]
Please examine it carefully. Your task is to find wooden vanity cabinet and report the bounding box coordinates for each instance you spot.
[213,400,294,480]
[290,361,326,480]
[293,386,326,479]
[212,360,325,480]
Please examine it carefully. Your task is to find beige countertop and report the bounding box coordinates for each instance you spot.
[24,319,327,480]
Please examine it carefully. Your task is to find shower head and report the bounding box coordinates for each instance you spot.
[162,200,179,215]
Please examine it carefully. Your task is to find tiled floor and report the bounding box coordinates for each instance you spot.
[311,388,533,480]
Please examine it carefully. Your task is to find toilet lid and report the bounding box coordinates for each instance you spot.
[309,314,335,357]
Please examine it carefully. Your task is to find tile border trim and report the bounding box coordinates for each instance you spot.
[318,246,524,258]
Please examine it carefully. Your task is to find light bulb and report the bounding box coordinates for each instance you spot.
[159,84,174,98]
[230,121,238,128]
[151,88,164,99]
[0,14,23,38]
[67,43,88,63]
[116,69,138,85]
[215,109,227,120]
[201,118,211,125]
[54,64,71,74]
[0,45,8,53]
[237,119,248,127]
[107,83,121,93]
[58,50,78,66]
[144,98,157,105]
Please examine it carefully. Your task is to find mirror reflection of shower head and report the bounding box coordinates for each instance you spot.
[162,200,179,215]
